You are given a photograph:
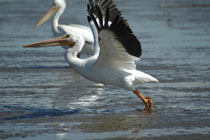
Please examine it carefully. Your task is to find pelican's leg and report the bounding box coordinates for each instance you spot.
[133,89,152,112]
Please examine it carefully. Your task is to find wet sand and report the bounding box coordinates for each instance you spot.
[0,0,210,139]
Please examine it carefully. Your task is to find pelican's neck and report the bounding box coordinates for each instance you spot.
[52,5,66,34]
[89,20,100,55]
[65,20,100,73]
[65,45,99,73]
[65,50,84,67]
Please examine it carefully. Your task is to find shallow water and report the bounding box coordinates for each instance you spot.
[0,0,210,139]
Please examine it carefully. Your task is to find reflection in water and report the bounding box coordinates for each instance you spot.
[69,83,103,108]
[51,69,104,110]
[54,122,68,140]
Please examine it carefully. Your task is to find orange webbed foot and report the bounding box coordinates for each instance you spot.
[143,97,153,112]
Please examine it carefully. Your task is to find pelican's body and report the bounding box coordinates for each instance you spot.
[24,0,159,112]
[65,30,158,91]
[33,0,93,53]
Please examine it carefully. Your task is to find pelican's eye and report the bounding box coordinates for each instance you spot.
[53,2,57,7]
[65,34,70,38]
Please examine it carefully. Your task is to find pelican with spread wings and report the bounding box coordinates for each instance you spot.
[24,0,159,111]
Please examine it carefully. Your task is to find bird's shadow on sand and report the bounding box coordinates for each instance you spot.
[22,65,70,69]
[1,105,80,120]
[1,105,119,121]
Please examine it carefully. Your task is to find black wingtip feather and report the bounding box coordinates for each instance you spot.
[104,7,110,28]
[87,16,91,22]
[87,4,90,12]
[88,0,142,58]
[95,5,104,29]
[89,0,94,8]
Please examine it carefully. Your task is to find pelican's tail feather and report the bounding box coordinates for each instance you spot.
[134,70,159,84]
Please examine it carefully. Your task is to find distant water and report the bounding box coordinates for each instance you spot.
[0,0,210,140]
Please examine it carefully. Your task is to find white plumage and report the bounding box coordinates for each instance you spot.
[24,0,159,112]
[33,0,93,53]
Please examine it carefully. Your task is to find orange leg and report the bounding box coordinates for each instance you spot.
[133,89,152,112]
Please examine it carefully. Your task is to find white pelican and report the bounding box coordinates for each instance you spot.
[24,0,159,111]
[33,0,94,54]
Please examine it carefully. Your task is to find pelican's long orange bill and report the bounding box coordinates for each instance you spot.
[23,35,75,48]
[33,4,59,29]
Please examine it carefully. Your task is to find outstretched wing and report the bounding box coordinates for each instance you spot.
[89,0,121,23]
[88,0,142,70]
